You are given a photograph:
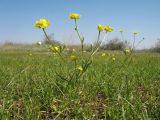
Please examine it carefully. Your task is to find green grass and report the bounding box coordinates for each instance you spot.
[0,50,160,119]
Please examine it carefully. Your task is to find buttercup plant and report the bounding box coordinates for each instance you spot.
[132,32,139,51]
[34,18,51,44]
[91,25,113,56]
[68,13,114,76]
[117,30,131,56]
[118,29,125,42]
[69,13,84,56]
[34,14,92,93]
[117,30,140,55]
[34,18,66,60]
[92,24,104,54]
[95,24,104,49]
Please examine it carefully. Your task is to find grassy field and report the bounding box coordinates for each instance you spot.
[0,48,160,119]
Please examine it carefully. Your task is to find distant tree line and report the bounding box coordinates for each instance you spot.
[100,38,129,51]
[2,34,160,53]
[151,38,160,53]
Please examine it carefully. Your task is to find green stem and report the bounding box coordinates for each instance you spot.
[90,31,100,56]
[91,32,107,56]
[74,19,84,56]
[132,35,136,52]
[42,28,52,44]
[120,32,126,51]
[74,60,77,70]
[135,37,145,48]
[42,28,64,60]
[57,51,64,60]
[94,31,101,50]
[121,32,124,42]
[81,38,84,56]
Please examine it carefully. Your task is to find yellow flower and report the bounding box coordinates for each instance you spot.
[133,32,139,35]
[50,46,60,53]
[77,66,83,72]
[34,18,50,28]
[104,26,114,32]
[112,57,116,61]
[69,13,80,20]
[118,30,123,33]
[29,53,32,56]
[101,53,106,57]
[70,55,78,61]
[125,49,130,53]
[124,49,131,54]
[97,24,104,32]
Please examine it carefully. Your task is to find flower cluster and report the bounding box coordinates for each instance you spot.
[97,24,114,32]
[104,26,114,32]
[34,12,140,67]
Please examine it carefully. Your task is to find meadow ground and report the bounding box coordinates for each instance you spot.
[0,46,160,119]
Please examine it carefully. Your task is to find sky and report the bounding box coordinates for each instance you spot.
[0,0,160,49]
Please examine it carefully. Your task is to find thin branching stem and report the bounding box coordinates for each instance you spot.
[91,32,107,56]
[74,19,84,56]
[42,28,52,44]
[132,34,136,51]
[94,31,101,51]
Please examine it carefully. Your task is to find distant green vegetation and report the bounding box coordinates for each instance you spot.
[0,50,159,119]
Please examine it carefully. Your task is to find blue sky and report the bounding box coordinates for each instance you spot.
[0,0,160,49]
